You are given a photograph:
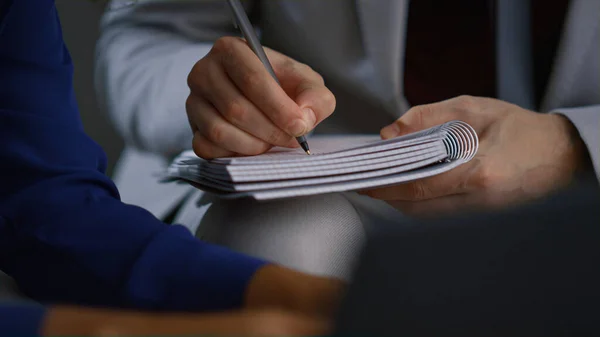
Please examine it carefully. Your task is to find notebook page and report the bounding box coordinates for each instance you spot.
[171,135,443,174]
[164,120,479,200]
[200,152,448,191]
[212,135,380,164]
[172,136,392,167]
[213,129,444,165]
[201,146,447,182]
[199,141,442,174]
[172,132,442,168]
[205,140,442,172]
[250,160,464,200]
[176,156,460,199]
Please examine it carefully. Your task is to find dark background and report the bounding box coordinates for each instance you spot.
[56,0,124,176]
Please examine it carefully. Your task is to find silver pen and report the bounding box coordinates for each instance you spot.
[226,0,311,155]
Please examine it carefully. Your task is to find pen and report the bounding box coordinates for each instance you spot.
[226,0,311,155]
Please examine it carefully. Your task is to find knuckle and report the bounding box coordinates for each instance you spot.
[186,68,195,90]
[185,95,204,119]
[192,136,211,159]
[207,122,226,144]
[187,62,202,90]
[240,69,263,88]
[212,36,236,54]
[223,99,247,125]
[296,62,313,73]
[280,57,299,73]
[187,115,197,133]
[265,128,289,146]
[185,95,195,114]
[247,142,271,156]
[407,104,433,129]
[188,60,211,93]
[454,95,478,111]
[470,165,496,190]
[186,95,205,121]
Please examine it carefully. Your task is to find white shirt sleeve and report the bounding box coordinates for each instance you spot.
[94,0,252,156]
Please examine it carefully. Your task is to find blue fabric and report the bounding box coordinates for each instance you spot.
[0,1,267,334]
[0,304,46,336]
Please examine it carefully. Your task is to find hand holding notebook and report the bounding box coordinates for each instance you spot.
[164,120,479,200]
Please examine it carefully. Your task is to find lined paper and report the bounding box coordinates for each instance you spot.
[165,121,478,200]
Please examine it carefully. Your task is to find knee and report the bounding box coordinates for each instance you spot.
[197,193,366,280]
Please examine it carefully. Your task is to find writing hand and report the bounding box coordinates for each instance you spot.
[186,37,336,159]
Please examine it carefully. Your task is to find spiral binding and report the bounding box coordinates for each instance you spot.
[439,121,479,162]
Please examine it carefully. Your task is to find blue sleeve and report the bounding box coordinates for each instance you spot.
[0,304,46,336]
[0,0,267,312]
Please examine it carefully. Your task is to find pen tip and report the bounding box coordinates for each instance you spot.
[299,140,311,155]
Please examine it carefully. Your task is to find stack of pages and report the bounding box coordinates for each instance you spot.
[164,120,478,200]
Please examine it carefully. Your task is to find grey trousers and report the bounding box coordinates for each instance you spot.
[193,193,407,281]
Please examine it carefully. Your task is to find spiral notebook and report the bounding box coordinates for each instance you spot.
[164,120,478,200]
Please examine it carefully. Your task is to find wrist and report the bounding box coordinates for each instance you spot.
[546,114,593,176]
[244,264,345,317]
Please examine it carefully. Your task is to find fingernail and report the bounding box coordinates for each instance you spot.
[303,108,317,127]
[288,119,308,137]
[380,123,401,139]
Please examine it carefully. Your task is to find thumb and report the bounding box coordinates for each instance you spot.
[380,99,460,140]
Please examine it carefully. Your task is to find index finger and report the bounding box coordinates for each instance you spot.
[380,95,495,140]
[216,38,309,137]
